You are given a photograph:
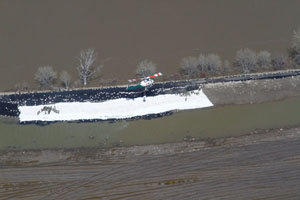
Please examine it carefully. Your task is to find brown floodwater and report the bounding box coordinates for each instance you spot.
[1,96,300,151]
[1,0,300,90]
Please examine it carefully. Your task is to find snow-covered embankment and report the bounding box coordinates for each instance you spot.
[18,89,213,122]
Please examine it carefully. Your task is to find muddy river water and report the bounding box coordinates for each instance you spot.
[1,96,300,150]
[1,0,300,90]
[2,1,300,198]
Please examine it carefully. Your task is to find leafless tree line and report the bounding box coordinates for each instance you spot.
[133,28,300,81]
[34,48,101,89]
[179,54,226,79]
[30,28,300,90]
[179,49,291,79]
[290,28,300,66]
[33,51,159,90]
[234,49,291,73]
[136,59,157,77]
[179,28,300,79]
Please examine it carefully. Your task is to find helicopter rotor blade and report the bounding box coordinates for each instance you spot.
[146,72,163,79]
[129,72,162,82]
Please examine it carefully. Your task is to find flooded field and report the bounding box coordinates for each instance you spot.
[1,0,300,90]
[1,96,300,150]
[2,1,300,198]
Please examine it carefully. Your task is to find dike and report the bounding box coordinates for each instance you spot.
[0,69,300,123]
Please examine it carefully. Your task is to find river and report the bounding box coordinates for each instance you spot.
[1,0,300,90]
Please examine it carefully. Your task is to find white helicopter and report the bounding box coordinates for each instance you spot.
[128,72,163,90]
[127,72,163,101]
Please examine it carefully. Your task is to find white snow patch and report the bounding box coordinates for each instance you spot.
[18,89,213,122]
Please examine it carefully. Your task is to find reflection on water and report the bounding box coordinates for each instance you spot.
[1,96,300,150]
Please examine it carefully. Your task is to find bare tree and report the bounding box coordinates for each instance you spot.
[136,59,157,77]
[290,28,300,65]
[198,54,208,72]
[257,50,271,69]
[197,54,222,75]
[234,48,257,73]
[14,82,30,92]
[272,54,289,70]
[77,48,102,86]
[60,71,71,89]
[179,56,199,78]
[220,60,232,75]
[205,54,222,75]
[73,79,81,88]
[34,66,57,89]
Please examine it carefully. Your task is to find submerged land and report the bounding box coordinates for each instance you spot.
[1,0,300,199]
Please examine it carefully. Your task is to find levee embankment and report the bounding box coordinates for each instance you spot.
[1,69,300,119]
[203,74,300,105]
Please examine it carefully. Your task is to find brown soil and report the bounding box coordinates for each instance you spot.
[1,127,300,199]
